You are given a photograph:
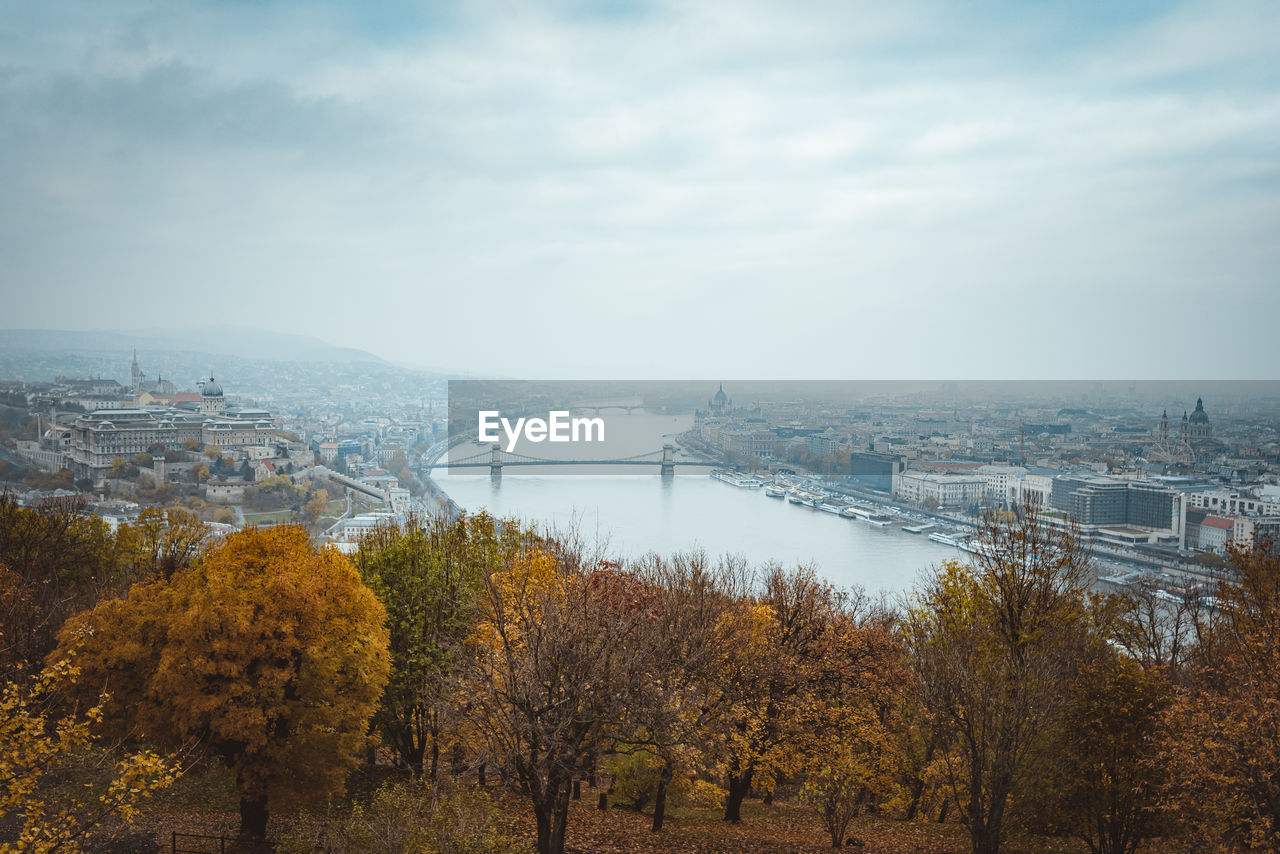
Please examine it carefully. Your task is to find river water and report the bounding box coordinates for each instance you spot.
[431,413,959,596]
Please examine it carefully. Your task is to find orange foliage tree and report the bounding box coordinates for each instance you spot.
[52,526,390,839]
[1163,540,1280,852]
[717,565,852,823]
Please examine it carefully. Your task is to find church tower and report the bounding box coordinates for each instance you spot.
[131,350,142,394]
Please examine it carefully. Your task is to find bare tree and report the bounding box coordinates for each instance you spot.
[462,535,656,854]
[904,506,1092,854]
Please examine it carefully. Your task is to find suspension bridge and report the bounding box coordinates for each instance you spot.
[422,443,720,475]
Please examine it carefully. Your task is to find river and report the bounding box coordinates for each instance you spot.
[430,412,960,596]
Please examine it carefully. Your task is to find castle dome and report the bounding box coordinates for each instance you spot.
[202,377,223,397]
[713,383,728,405]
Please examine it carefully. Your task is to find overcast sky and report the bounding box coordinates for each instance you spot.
[1,0,1277,378]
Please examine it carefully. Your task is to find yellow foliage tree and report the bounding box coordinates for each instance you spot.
[1,648,176,853]
[53,526,391,839]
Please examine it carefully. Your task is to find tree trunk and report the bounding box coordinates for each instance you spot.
[598,793,609,811]
[724,771,752,823]
[534,796,554,854]
[573,779,581,800]
[450,741,465,777]
[550,784,571,854]
[429,738,440,780]
[971,824,1001,854]
[239,792,269,840]
[533,777,572,854]
[651,760,674,832]
[905,740,936,820]
[478,762,486,786]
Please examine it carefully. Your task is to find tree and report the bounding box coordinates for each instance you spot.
[0,494,127,672]
[903,508,1092,854]
[1,647,177,853]
[718,565,849,823]
[463,542,654,854]
[112,507,208,580]
[798,611,909,847]
[355,513,515,777]
[1038,648,1171,854]
[1163,540,1280,851]
[54,526,391,839]
[623,552,748,832]
[302,488,329,527]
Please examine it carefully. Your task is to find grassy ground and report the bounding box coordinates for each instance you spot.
[241,510,297,525]
[135,764,1096,854]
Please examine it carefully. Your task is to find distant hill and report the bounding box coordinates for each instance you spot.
[0,328,386,365]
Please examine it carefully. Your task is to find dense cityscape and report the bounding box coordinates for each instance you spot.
[5,349,1277,581]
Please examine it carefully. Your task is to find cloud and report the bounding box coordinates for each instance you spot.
[0,0,1277,378]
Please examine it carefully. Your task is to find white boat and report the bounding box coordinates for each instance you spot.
[958,538,995,557]
[710,469,765,488]
[928,531,968,547]
[866,514,894,527]
[902,522,936,534]
[819,503,847,514]
[764,485,787,498]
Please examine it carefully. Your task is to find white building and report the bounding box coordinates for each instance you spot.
[976,465,1027,505]
[892,471,987,508]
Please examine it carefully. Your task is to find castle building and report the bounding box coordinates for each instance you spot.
[69,374,274,483]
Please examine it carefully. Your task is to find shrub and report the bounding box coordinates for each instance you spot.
[279,780,520,854]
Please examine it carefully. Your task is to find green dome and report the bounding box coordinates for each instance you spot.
[202,377,223,397]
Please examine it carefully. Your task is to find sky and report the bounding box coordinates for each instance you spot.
[1,0,1277,379]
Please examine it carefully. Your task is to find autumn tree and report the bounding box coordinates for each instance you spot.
[903,508,1092,854]
[302,488,329,527]
[0,648,177,853]
[355,512,518,777]
[1163,540,1280,851]
[798,609,910,848]
[464,541,655,854]
[1108,575,1198,671]
[53,525,391,839]
[0,494,127,673]
[112,507,208,580]
[624,552,748,832]
[718,564,849,823]
[1036,647,1171,854]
